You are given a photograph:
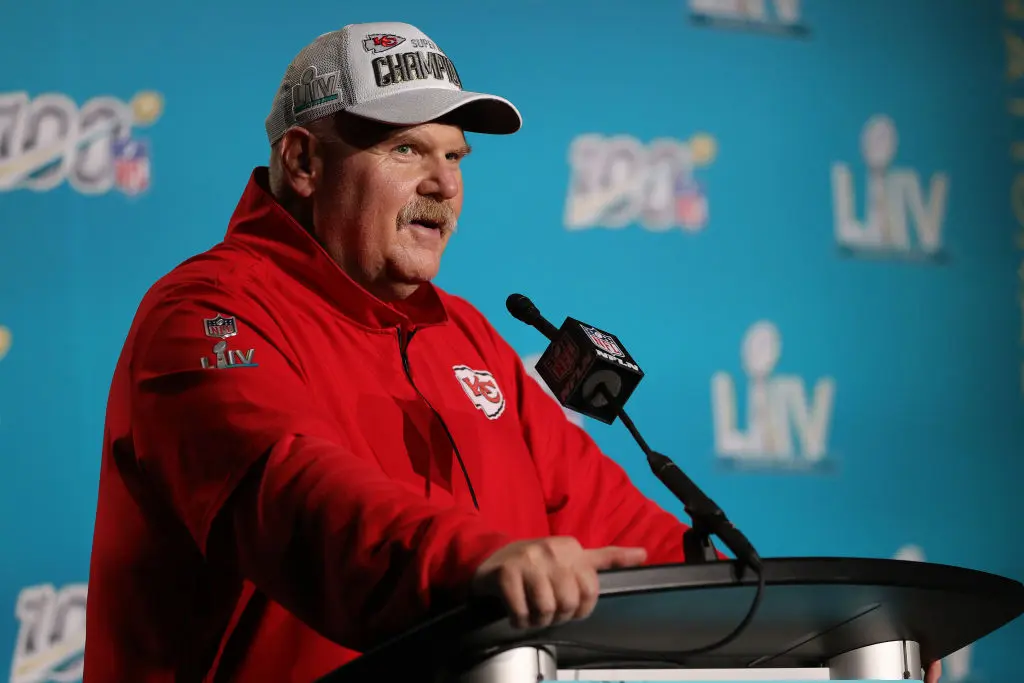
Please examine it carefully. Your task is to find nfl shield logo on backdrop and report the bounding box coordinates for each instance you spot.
[582,325,624,357]
[674,175,707,231]
[204,315,238,339]
[112,138,151,195]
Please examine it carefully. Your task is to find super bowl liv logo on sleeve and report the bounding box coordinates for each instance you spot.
[9,583,87,683]
[564,133,716,233]
[0,90,163,196]
[831,114,950,261]
[710,320,835,471]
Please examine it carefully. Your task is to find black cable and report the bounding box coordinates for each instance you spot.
[468,341,766,669]
[517,385,768,666]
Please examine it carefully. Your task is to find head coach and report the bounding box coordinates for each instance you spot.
[82,20,940,683]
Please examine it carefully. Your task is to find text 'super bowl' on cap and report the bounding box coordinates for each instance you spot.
[265,21,522,145]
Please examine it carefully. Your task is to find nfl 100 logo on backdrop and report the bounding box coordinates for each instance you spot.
[0,90,163,196]
[9,582,88,683]
[831,114,950,262]
[0,322,10,426]
[688,0,810,36]
[0,323,10,365]
[563,133,716,233]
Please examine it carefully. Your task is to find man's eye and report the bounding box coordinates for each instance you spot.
[395,144,412,154]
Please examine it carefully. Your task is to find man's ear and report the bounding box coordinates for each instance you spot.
[278,127,324,198]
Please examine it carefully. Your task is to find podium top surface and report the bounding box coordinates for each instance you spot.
[315,557,1024,682]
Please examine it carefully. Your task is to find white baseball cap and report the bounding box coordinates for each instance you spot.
[265,21,523,145]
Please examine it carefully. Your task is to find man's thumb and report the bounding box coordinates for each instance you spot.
[589,546,648,570]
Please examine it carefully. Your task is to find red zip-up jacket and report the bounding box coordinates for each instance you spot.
[84,168,689,683]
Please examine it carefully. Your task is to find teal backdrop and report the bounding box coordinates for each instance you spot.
[0,1,1021,681]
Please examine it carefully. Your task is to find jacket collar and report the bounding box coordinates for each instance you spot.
[223,167,449,331]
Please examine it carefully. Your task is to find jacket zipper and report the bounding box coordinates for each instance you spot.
[397,328,480,510]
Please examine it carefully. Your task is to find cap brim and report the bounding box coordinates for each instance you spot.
[344,88,522,135]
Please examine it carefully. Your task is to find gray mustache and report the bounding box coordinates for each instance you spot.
[398,199,457,232]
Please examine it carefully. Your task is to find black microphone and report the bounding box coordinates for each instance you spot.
[506,293,762,573]
[506,293,560,340]
[506,293,644,425]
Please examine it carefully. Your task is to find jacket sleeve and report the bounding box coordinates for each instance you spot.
[466,309,691,565]
[127,281,511,651]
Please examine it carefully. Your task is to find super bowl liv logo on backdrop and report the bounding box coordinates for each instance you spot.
[564,133,716,233]
[893,545,974,681]
[1006,5,1024,396]
[0,323,9,424]
[688,0,809,36]
[9,583,87,683]
[522,353,584,427]
[711,321,835,471]
[831,114,950,261]
[0,90,163,196]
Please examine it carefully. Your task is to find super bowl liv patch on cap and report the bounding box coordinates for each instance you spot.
[265,21,522,144]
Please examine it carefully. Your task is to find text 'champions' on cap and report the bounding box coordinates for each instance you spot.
[265,21,523,145]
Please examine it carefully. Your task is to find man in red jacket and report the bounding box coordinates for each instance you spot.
[84,19,942,683]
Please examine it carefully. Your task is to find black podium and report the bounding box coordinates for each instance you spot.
[315,557,1024,682]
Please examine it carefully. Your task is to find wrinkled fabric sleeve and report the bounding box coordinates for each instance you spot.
[128,282,511,650]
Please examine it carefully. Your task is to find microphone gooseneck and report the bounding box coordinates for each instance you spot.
[504,291,767,663]
[506,293,761,573]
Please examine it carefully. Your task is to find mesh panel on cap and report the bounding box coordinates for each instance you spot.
[265,31,356,146]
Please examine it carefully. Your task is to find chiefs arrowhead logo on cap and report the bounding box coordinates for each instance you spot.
[363,33,406,53]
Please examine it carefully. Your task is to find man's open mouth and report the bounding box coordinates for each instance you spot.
[411,219,442,230]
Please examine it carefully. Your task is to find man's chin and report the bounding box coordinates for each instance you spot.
[385,261,441,288]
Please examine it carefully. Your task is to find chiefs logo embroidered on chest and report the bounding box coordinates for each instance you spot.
[453,365,505,420]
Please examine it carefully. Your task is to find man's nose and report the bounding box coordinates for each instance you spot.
[418,161,460,200]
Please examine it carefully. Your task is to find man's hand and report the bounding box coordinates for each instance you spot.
[472,536,647,629]
[474,540,944,683]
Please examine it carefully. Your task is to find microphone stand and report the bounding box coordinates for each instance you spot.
[503,294,760,572]
[594,384,761,574]
[505,295,765,658]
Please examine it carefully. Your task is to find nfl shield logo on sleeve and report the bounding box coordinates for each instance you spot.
[204,315,238,339]
[582,325,624,357]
